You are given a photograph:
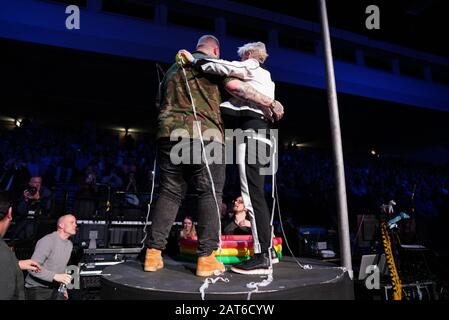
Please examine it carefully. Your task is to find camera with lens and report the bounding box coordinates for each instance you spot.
[26,187,38,196]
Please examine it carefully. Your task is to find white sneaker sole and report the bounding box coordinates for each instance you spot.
[230,266,273,275]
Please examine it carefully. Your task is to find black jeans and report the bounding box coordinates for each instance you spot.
[25,286,58,300]
[147,139,225,257]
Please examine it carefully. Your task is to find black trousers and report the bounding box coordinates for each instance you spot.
[225,116,274,254]
[146,139,225,257]
[25,286,58,300]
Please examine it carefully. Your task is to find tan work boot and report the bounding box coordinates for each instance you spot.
[196,251,225,277]
[144,248,163,272]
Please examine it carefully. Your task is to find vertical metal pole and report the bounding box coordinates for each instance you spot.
[318,0,353,278]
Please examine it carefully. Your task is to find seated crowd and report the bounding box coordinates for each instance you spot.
[1,119,448,249]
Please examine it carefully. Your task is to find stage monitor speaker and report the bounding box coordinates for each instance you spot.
[72,221,107,247]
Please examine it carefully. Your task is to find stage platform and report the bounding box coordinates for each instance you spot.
[100,256,354,300]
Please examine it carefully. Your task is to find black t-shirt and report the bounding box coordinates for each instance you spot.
[222,220,252,236]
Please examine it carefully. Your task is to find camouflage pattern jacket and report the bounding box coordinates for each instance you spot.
[157,52,224,143]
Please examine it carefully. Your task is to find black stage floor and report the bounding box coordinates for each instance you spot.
[100,256,354,300]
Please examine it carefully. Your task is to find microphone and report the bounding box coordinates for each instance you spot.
[176,52,187,66]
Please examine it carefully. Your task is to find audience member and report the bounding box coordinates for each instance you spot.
[179,216,197,240]
[11,176,52,241]
[222,196,252,235]
[24,214,77,300]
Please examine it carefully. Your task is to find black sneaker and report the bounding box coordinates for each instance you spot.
[270,248,279,264]
[231,253,272,275]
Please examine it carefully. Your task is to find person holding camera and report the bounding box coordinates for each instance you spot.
[11,176,52,241]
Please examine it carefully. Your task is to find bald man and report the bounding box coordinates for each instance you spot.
[145,35,227,277]
[25,214,77,300]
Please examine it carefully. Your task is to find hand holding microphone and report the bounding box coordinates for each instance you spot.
[176,49,195,66]
[54,273,72,285]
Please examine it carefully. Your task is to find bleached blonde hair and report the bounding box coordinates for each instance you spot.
[237,41,269,63]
